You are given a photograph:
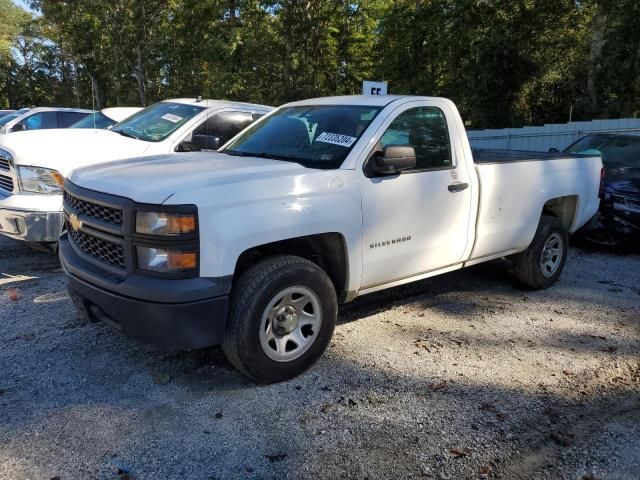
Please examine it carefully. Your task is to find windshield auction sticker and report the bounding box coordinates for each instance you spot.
[161,113,183,123]
[315,132,357,148]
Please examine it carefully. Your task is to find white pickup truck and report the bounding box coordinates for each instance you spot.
[59,95,602,383]
[0,98,272,247]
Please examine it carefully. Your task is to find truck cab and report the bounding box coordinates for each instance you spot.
[60,95,602,383]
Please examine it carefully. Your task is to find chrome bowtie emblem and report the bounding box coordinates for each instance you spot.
[69,213,83,232]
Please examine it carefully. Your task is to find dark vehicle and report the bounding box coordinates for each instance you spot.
[0,110,15,119]
[564,134,640,246]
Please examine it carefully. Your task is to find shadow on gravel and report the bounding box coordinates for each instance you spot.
[0,238,60,274]
[338,260,516,324]
[2,329,638,480]
[291,355,640,480]
[570,236,640,256]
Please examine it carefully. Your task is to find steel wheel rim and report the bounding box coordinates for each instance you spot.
[259,285,323,362]
[540,232,563,277]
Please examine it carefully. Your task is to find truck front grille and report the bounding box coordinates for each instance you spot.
[0,174,14,192]
[64,191,123,225]
[67,222,125,269]
[0,149,14,192]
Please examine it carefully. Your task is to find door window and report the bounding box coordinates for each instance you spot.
[58,111,90,128]
[23,111,58,130]
[379,107,452,171]
[193,111,254,143]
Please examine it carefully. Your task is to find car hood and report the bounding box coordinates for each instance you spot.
[605,166,640,195]
[0,129,150,175]
[69,152,309,204]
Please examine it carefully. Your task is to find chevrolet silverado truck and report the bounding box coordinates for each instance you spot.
[0,98,272,248]
[59,95,602,383]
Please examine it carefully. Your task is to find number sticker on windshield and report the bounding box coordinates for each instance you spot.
[161,113,183,123]
[315,132,357,148]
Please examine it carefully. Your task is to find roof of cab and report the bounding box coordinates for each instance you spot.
[26,106,95,113]
[163,98,274,111]
[283,95,451,108]
[101,107,142,122]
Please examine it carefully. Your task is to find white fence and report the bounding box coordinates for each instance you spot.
[467,118,640,152]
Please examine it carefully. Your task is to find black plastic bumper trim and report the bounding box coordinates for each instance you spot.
[65,267,229,349]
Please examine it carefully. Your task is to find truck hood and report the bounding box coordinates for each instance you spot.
[69,152,309,204]
[0,129,150,175]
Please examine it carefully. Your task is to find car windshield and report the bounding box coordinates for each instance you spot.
[222,105,382,169]
[71,112,115,129]
[565,135,640,169]
[0,109,29,127]
[111,102,206,142]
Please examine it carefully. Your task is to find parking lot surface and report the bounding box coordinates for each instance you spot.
[0,236,638,480]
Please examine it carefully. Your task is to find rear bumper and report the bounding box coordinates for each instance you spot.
[0,208,63,242]
[60,233,230,349]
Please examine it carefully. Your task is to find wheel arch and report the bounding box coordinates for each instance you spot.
[233,233,350,301]
[542,195,579,233]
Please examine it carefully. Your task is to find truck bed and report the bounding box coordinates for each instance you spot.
[468,149,602,262]
[472,148,593,164]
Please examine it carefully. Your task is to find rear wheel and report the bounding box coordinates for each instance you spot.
[513,215,568,289]
[222,255,337,383]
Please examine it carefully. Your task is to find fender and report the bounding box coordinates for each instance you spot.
[166,168,364,291]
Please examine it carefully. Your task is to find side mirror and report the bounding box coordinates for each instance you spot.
[548,147,560,153]
[180,134,223,152]
[11,123,25,132]
[369,145,416,176]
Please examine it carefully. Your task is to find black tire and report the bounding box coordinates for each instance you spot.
[513,215,568,289]
[222,255,337,383]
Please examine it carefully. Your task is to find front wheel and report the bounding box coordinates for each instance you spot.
[222,255,337,383]
[513,215,568,289]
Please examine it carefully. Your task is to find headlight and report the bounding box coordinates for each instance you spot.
[136,211,197,235]
[136,246,197,272]
[17,166,65,194]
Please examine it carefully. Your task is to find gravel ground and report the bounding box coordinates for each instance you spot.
[0,236,638,480]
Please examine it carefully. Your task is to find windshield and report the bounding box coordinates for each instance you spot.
[222,105,382,169]
[71,112,114,129]
[565,135,640,169]
[111,102,206,142]
[0,109,29,127]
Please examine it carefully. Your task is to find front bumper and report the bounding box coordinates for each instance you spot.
[0,208,63,242]
[60,233,230,349]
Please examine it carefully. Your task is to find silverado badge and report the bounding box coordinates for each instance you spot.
[69,213,83,232]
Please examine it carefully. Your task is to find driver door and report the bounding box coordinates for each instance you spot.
[359,101,474,290]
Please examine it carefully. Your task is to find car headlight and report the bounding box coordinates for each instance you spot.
[17,166,65,194]
[136,246,197,272]
[136,211,197,235]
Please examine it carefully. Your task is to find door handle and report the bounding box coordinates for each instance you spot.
[448,182,469,193]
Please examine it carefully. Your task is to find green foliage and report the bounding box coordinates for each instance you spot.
[0,0,639,128]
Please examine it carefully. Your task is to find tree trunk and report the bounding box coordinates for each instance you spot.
[587,5,608,113]
[90,73,102,110]
[136,45,146,106]
[135,0,147,106]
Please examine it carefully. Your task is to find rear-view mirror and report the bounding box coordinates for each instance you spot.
[369,145,417,176]
[180,134,223,152]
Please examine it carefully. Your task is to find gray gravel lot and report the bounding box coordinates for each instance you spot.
[0,236,638,480]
